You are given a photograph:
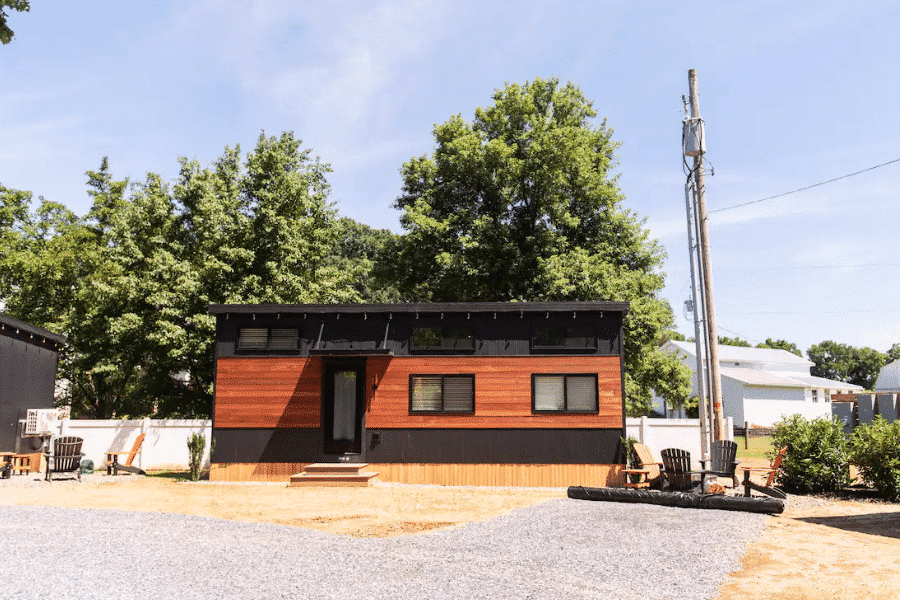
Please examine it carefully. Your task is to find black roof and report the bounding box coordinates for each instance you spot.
[209,301,629,316]
[0,313,67,345]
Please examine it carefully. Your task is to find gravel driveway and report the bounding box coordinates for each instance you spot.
[0,498,767,600]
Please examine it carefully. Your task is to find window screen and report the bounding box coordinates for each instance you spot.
[237,328,299,350]
[410,375,475,413]
[237,328,268,349]
[410,327,474,351]
[532,374,598,412]
[532,326,596,350]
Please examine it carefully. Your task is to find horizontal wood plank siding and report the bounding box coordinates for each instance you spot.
[367,356,623,429]
[215,355,623,430]
[209,461,624,487]
[209,462,307,482]
[214,357,321,429]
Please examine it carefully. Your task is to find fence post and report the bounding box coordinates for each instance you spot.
[141,417,151,470]
[725,417,733,442]
[639,416,648,444]
[744,420,749,450]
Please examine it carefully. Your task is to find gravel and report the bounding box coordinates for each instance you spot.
[0,498,768,600]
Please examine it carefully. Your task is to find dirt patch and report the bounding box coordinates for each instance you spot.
[717,495,900,600]
[2,474,562,538]
[5,472,899,598]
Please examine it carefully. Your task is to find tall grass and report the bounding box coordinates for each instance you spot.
[735,435,774,460]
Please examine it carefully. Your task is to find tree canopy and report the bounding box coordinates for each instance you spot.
[0,0,29,45]
[1,132,384,417]
[756,338,802,357]
[388,77,690,415]
[807,340,887,390]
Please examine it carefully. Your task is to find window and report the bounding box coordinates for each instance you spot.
[410,327,475,352]
[237,327,299,350]
[531,326,596,351]
[532,374,598,413]
[410,374,475,413]
[811,389,818,403]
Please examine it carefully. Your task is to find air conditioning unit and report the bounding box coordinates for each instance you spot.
[25,409,59,435]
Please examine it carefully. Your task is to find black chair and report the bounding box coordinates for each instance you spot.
[44,436,85,482]
[660,448,701,491]
[699,440,740,487]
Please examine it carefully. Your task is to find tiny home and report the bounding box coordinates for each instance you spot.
[0,314,66,451]
[209,302,628,486]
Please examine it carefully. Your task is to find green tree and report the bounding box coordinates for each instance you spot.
[389,77,690,415]
[0,0,29,45]
[807,340,886,390]
[756,338,802,357]
[887,343,900,364]
[718,336,751,347]
[1,131,361,418]
[326,217,401,303]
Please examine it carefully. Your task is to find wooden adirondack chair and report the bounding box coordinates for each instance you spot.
[44,436,85,482]
[742,446,787,499]
[622,442,664,488]
[699,440,740,487]
[106,433,146,475]
[660,448,705,491]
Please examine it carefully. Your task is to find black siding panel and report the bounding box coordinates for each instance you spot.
[0,335,58,450]
[215,310,624,358]
[366,428,622,464]
[211,427,622,465]
[211,428,331,463]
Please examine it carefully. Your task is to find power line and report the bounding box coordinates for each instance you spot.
[709,157,900,214]
[717,325,763,345]
[724,262,900,272]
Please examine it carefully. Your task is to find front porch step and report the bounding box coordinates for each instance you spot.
[289,463,380,487]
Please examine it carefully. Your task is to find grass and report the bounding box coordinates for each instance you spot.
[146,469,191,481]
[735,435,774,460]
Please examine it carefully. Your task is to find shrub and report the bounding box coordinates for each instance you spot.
[187,433,207,482]
[771,414,852,494]
[850,417,900,502]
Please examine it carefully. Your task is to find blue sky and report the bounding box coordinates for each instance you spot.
[3,1,899,355]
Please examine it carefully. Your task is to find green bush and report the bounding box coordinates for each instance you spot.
[850,417,900,502]
[771,414,852,494]
[187,433,207,482]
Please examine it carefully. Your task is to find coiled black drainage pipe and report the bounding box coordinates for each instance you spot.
[567,486,785,515]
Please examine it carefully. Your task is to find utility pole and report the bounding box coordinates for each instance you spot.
[687,69,726,441]
[684,180,710,460]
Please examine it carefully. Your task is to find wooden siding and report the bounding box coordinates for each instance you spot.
[210,461,624,487]
[215,355,623,430]
[215,357,321,428]
[366,356,623,429]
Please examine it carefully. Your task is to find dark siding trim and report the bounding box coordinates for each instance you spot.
[211,427,623,465]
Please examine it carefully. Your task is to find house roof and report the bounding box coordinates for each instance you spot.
[664,340,813,367]
[209,301,630,316]
[876,359,900,391]
[719,368,862,390]
[720,367,808,388]
[0,313,67,345]
[793,375,863,391]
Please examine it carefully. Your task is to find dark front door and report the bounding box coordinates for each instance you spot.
[322,363,365,456]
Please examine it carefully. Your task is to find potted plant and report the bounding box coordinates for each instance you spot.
[620,436,642,484]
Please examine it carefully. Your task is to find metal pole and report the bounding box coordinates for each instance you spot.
[689,182,715,454]
[684,181,710,462]
[688,68,726,441]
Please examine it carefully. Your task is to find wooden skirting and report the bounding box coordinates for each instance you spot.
[211,461,624,487]
[371,463,624,487]
[209,462,308,482]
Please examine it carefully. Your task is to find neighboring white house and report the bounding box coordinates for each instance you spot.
[654,341,863,426]
[875,359,900,391]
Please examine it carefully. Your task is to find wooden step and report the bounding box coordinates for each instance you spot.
[289,463,380,487]
[302,463,371,475]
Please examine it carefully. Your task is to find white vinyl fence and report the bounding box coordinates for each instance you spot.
[54,418,212,471]
[625,416,734,469]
